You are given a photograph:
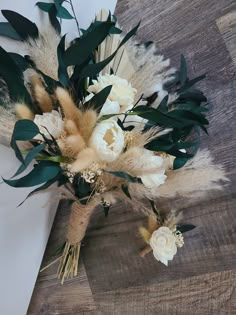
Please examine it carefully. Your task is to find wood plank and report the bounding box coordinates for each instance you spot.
[28,201,97,314]
[216,11,236,66]
[82,196,236,293]
[94,270,236,315]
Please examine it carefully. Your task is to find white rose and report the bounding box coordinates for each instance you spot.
[138,150,167,188]
[98,99,120,118]
[34,110,64,140]
[89,119,124,162]
[87,74,137,108]
[150,227,177,266]
[141,170,167,188]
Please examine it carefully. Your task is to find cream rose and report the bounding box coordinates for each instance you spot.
[138,150,167,188]
[150,227,177,266]
[87,74,137,109]
[34,110,64,140]
[89,119,124,162]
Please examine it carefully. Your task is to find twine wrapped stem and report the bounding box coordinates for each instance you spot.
[57,199,97,283]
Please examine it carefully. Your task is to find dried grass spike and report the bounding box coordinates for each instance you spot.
[15,103,34,120]
[79,110,97,142]
[31,77,53,112]
[56,87,82,128]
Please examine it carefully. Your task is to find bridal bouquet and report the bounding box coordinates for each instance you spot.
[0,2,227,283]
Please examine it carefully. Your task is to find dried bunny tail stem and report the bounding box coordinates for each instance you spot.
[30,74,53,112]
[64,119,79,135]
[79,110,97,143]
[70,148,97,172]
[60,134,86,158]
[15,103,34,120]
[56,87,82,129]
[57,199,98,283]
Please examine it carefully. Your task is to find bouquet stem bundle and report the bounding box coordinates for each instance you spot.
[57,199,97,283]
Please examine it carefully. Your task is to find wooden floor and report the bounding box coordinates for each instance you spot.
[28,0,236,314]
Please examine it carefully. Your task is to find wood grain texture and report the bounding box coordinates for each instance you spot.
[28,0,236,314]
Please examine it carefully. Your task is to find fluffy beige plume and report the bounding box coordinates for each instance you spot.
[79,110,98,143]
[30,75,53,112]
[125,127,172,149]
[56,87,82,128]
[15,103,34,120]
[64,119,79,135]
[139,227,151,243]
[60,134,86,158]
[25,27,60,80]
[124,41,176,97]
[70,148,97,172]
[129,150,228,202]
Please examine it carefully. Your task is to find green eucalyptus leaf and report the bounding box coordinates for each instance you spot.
[180,54,187,85]
[0,47,32,104]
[85,85,112,110]
[106,170,142,183]
[49,5,61,34]
[64,18,114,66]
[36,155,71,163]
[173,157,189,169]
[8,53,31,71]
[2,10,39,40]
[57,34,70,87]
[178,74,206,93]
[17,174,60,207]
[3,160,61,187]
[56,6,74,19]
[11,120,40,163]
[79,21,140,79]
[13,143,46,177]
[54,0,65,9]
[0,22,22,40]
[36,2,54,12]
[121,184,132,199]
[158,95,169,112]
[176,224,196,233]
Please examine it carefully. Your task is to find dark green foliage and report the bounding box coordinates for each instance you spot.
[176,224,196,233]
[0,22,22,40]
[106,170,142,183]
[2,10,39,40]
[3,160,61,187]
[64,16,114,66]
[49,5,61,34]
[121,184,132,199]
[72,174,93,203]
[84,85,112,110]
[57,35,70,87]
[0,47,32,105]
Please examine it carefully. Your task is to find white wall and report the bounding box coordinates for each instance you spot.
[0,1,117,315]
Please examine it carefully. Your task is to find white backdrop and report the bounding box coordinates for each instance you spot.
[0,1,117,314]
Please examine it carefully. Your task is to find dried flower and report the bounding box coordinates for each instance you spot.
[149,226,177,266]
[89,119,125,162]
[87,74,137,110]
[174,230,184,248]
[34,110,64,140]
